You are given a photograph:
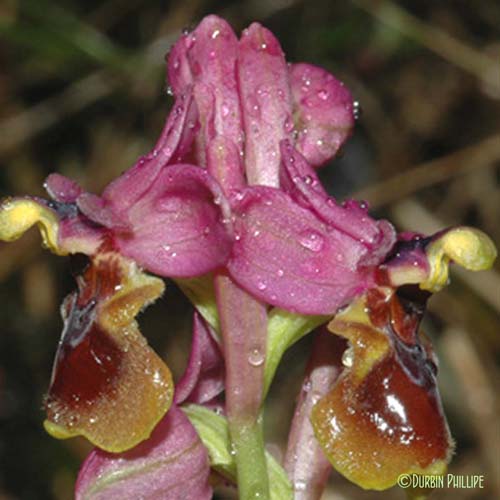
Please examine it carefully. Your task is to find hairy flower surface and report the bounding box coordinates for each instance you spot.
[44,253,172,452]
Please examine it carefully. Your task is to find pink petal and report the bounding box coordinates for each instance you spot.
[175,312,225,405]
[168,16,243,168]
[189,16,242,150]
[75,406,212,500]
[238,23,293,186]
[206,136,245,193]
[45,173,83,203]
[116,164,233,278]
[76,192,129,232]
[57,215,105,255]
[289,63,354,167]
[280,141,396,253]
[167,33,193,96]
[228,187,375,314]
[102,90,198,215]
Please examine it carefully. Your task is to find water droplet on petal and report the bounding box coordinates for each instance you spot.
[257,280,267,290]
[299,231,325,252]
[283,116,294,134]
[211,29,221,39]
[317,89,329,100]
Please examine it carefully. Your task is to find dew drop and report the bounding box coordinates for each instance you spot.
[276,269,284,277]
[283,116,294,133]
[317,89,329,100]
[248,348,264,367]
[211,29,221,39]
[310,391,321,404]
[299,231,325,252]
[247,95,261,117]
[294,480,307,492]
[353,100,362,120]
[342,347,354,368]
[257,280,267,290]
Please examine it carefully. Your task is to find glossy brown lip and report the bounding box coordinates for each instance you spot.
[311,287,452,490]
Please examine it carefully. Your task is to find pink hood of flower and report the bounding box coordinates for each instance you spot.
[166,15,395,314]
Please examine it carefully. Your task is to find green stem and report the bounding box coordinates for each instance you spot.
[229,416,269,500]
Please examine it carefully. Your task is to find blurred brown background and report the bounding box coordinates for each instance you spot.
[0,0,499,499]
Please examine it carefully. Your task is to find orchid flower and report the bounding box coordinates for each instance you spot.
[1,12,497,500]
[0,84,232,453]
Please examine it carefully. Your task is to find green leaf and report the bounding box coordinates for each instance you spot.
[176,274,220,334]
[265,309,328,397]
[182,405,293,500]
